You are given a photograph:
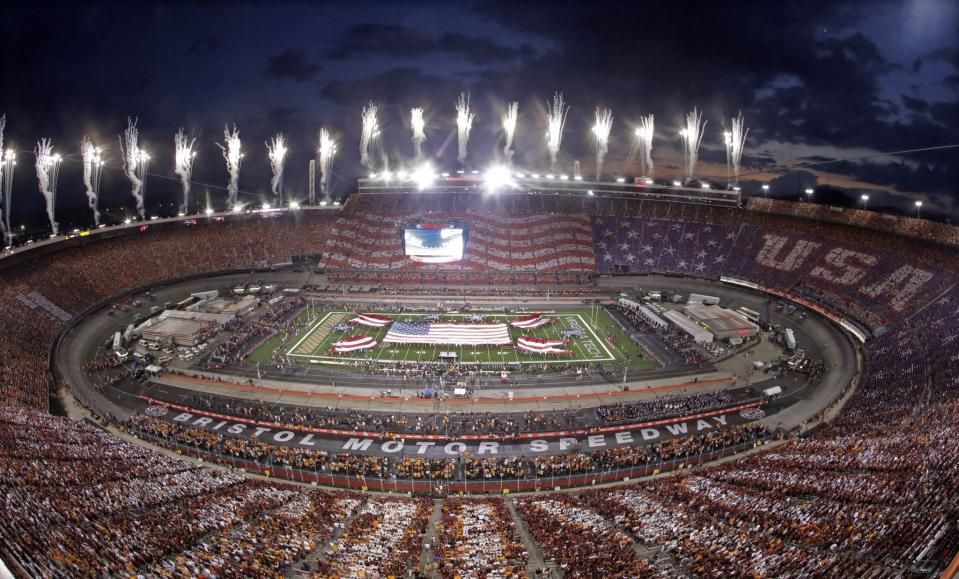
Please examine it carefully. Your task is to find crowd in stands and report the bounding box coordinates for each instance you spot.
[0,212,337,410]
[597,389,735,423]
[124,413,769,481]
[208,318,275,365]
[515,494,664,578]
[748,196,959,248]
[320,211,596,274]
[614,304,707,366]
[434,498,528,578]
[327,271,595,287]
[188,393,583,435]
[311,496,432,577]
[0,404,348,577]
[2,194,959,575]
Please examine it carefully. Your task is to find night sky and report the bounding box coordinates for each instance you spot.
[1,0,957,234]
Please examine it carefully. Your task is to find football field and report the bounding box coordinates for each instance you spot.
[269,308,656,368]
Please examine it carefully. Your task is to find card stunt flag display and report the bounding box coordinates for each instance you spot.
[384,321,511,345]
[351,313,392,327]
[331,334,377,353]
[510,313,553,329]
[516,335,572,355]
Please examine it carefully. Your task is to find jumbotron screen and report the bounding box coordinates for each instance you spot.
[402,223,467,263]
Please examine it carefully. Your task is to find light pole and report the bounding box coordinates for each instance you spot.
[861,194,869,210]
[915,200,922,218]
[762,184,770,198]
[804,188,814,202]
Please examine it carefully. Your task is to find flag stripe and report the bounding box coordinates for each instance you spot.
[384,321,512,345]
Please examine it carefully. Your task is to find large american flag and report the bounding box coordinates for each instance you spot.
[383,321,512,345]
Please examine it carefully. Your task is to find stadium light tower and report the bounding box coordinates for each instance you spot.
[484,165,514,192]
[915,200,922,218]
[804,187,814,201]
[861,194,869,210]
[762,184,769,198]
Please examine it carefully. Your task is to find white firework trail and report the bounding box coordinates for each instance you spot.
[34,139,60,236]
[592,107,614,180]
[80,137,103,226]
[455,92,475,164]
[680,107,707,183]
[545,91,569,172]
[410,107,426,161]
[0,113,7,245]
[267,133,287,199]
[502,101,518,163]
[174,129,197,214]
[119,117,145,218]
[217,125,242,207]
[308,159,316,205]
[1,146,12,246]
[137,148,149,213]
[359,101,379,169]
[636,114,655,178]
[725,112,748,187]
[318,128,336,200]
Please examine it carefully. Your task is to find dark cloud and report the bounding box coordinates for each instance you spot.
[188,35,224,56]
[325,24,536,65]
[320,67,463,106]
[902,95,929,113]
[264,49,321,82]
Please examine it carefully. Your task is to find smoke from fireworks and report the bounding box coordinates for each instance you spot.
[267,133,287,199]
[34,139,60,236]
[81,137,102,226]
[119,117,145,218]
[680,107,707,183]
[174,129,197,214]
[502,101,518,163]
[359,101,379,169]
[545,92,569,172]
[318,128,336,200]
[592,107,614,180]
[636,114,655,178]
[410,107,426,161]
[724,112,748,187]
[217,125,242,207]
[455,92,475,164]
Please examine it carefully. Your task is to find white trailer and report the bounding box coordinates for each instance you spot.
[784,328,797,351]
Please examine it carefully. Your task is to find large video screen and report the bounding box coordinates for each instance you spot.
[403,226,466,263]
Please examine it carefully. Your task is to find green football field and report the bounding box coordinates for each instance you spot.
[246,307,657,369]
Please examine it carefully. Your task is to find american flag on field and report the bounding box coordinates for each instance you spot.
[384,321,512,345]
[510,313,553,329]
[331,334,377,353]
[516,336,572,355]
[351,313,393,327]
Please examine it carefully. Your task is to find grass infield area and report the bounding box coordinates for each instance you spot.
[247,307,657,369]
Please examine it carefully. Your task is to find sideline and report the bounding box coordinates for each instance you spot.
[157,371,732,404]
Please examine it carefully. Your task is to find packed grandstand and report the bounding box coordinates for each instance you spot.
[1,190,957,578]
